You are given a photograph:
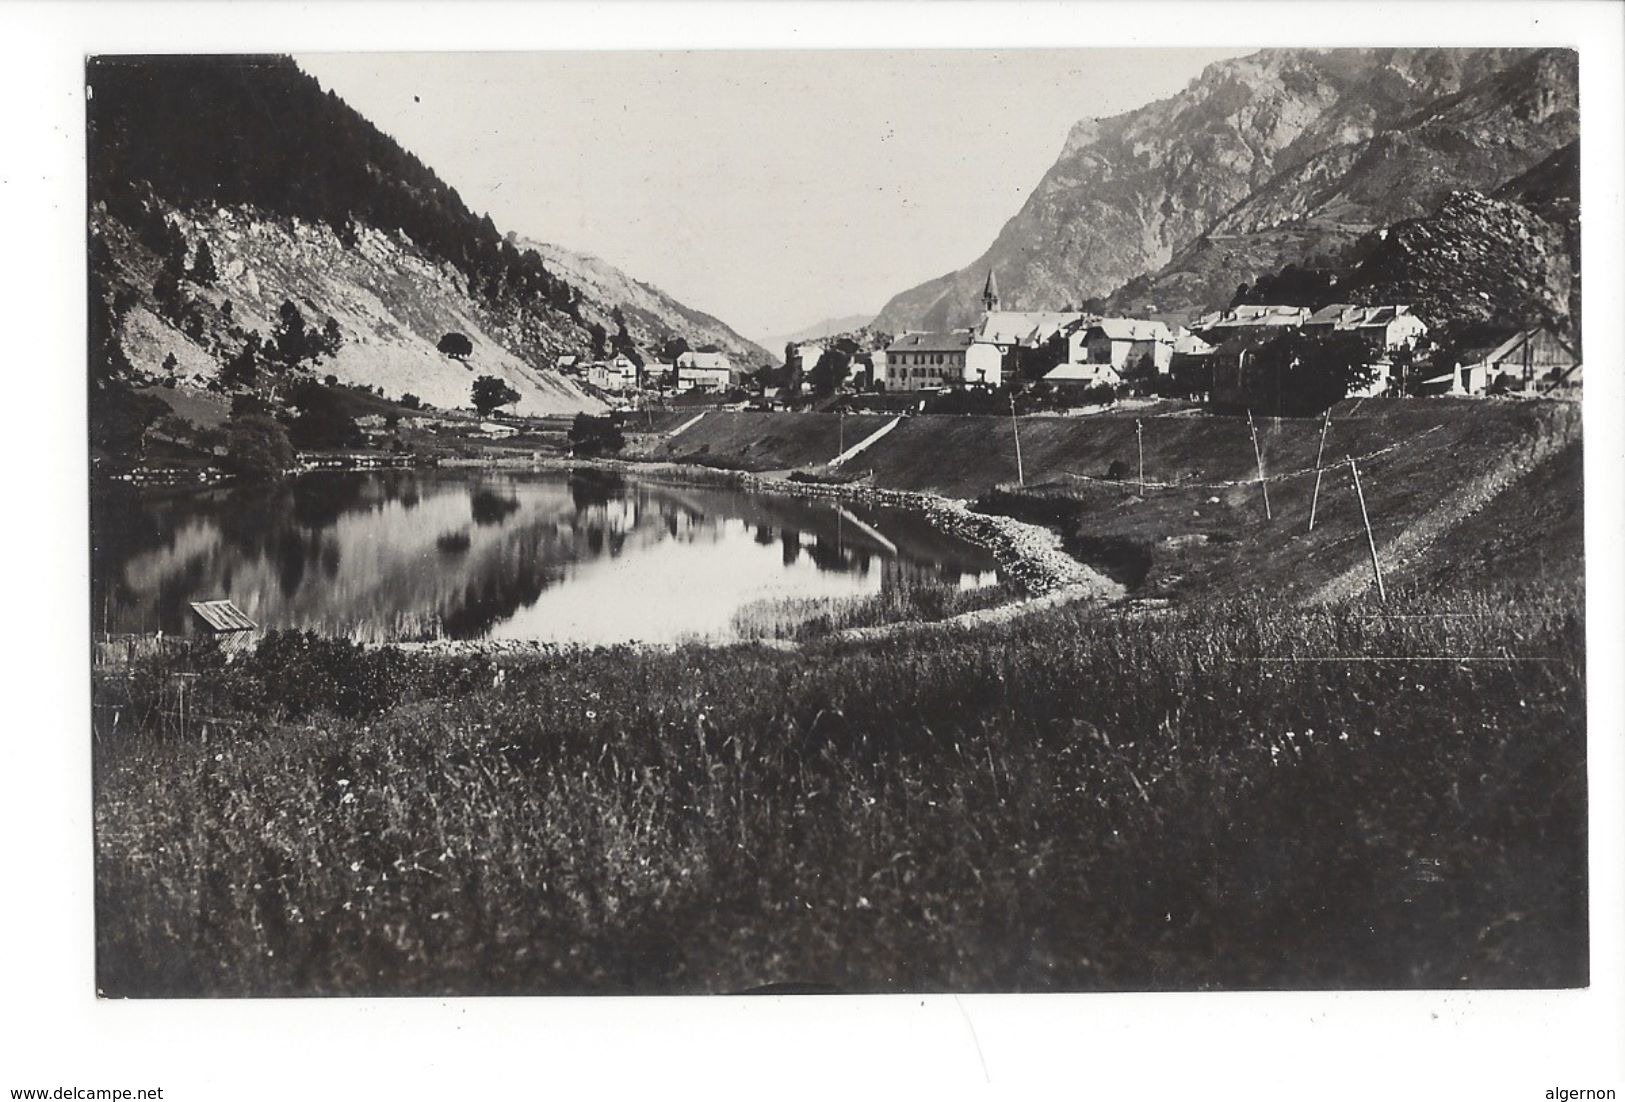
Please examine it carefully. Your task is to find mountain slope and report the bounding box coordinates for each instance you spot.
[1154,137,1582,346]
[87,55,765,419]
[1343,190,1573,340]
[92,199,600,415]
[874,47,1574,331]
[1103,50,1580,322]
[527,241,771,368]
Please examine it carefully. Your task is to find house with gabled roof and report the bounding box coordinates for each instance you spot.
[1420,325,1579,395]
[1194,304,1311,341]
[1303,303,1428,353]
[1081,318,1175,377]
[1042,360,1123,391]
[587,353,642,393]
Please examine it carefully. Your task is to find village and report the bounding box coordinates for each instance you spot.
[559,269,1581,419]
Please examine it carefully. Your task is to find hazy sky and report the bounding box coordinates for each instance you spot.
[297,49,1249,342]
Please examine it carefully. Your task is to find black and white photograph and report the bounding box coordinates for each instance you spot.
[7,1,1625,1096]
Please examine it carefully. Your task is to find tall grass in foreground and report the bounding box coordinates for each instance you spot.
[93,584,1585,995]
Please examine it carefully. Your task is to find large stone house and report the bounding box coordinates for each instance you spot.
[884,331,973,391]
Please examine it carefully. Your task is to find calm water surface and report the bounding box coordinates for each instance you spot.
[90,469,999,645]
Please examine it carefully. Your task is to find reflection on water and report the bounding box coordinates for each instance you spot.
[90,469,1000,645]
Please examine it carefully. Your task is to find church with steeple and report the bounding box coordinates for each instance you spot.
[966,266,1088,387]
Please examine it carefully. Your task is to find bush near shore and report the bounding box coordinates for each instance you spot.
[93,583,1585,996]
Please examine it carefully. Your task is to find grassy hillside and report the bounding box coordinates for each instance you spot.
[622,400,1583,605]
[627,411,898,471]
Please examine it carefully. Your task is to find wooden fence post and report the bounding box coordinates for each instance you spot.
[1010,394,1025,488]
[1247,409,1272,520]
[1348,455,1386,602]
[1136,419,1145,496]
[1308,407,1332,532]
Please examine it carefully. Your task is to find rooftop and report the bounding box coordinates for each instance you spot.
[1087,317,1172,342]
[1305,303,1413,329]
[1460,326,1576,366]
[678,350,732,369]
[1197,305,1311,331]
[888,330,974,354]
[974,311,1082,346]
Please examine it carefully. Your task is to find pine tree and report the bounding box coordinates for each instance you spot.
[189,239,218,285]
[273,300,311,369]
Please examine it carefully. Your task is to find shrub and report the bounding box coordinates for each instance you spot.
[438,332,474,361]
[471,375,520,416]
[567,412,626,456]
[225,630,411,720]
[222,415,294,481]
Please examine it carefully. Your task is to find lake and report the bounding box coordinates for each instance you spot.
[90,469,1000,645]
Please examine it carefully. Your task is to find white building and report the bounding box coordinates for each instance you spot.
[677,349,735,381]
[587,353,642,393]
[1081,318,1175,376]
[676,363,734,392]
[1043,361,1122,390]
[884,331,973,391]
[1303,304,1428,353]
[788,342,824,370]
[964,341,1005,387]
[1194,304,1312,341]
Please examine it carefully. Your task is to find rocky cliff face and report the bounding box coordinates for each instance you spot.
[874,47,1576,331]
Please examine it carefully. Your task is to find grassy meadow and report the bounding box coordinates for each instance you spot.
[93,579,1586,996]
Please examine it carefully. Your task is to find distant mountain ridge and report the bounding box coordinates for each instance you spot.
[761,315,877,356]
[874,47,1577,331]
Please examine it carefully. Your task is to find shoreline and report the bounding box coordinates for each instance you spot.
[396,453,1123,656]
[100,451,1122,658]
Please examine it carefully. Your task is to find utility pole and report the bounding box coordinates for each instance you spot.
[1247,409,1272,520]
[1010,393,1025,488]
[1348,455,1386,603]
[1308,407,1332,532]
[1135,419,1145,496]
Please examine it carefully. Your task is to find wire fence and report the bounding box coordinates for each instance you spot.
[1054,424,1448,491]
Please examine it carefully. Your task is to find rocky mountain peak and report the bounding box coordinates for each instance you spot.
[873,47,1575,333]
